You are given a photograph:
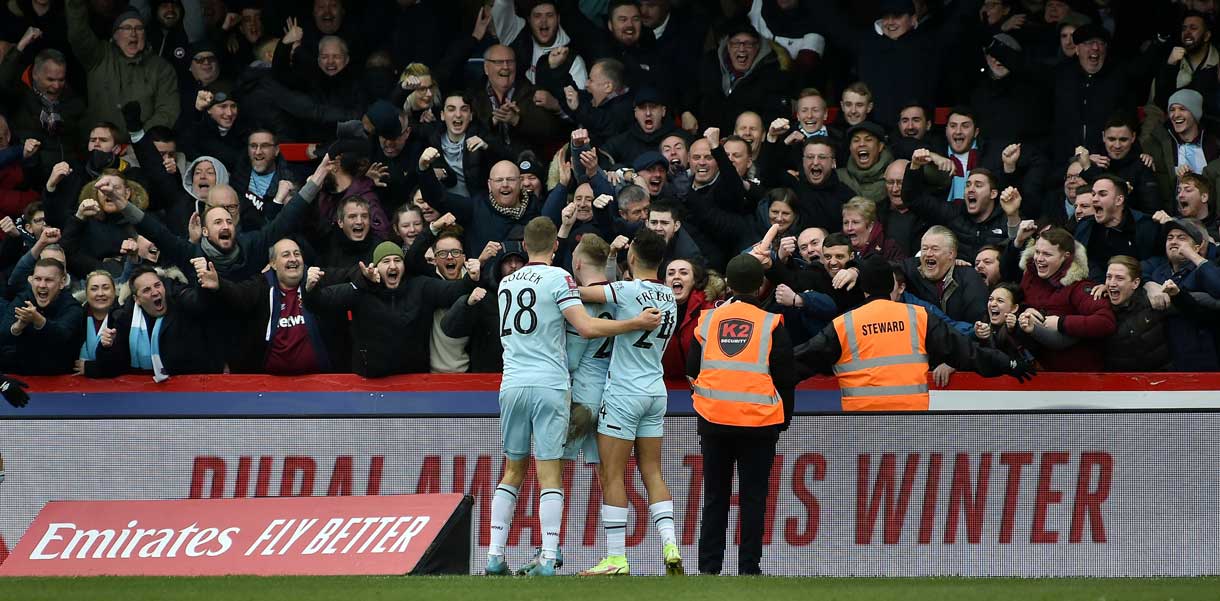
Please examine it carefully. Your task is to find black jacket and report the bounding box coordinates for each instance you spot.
[899,259,990,326]
[602,119,681,168]
[901,163,1012,261]
[1081,149,1162,215]
[1074,210,1162,282]
[425,125,509,199]
[808,0,980,127]
[306,273,475,377]
[692,39,791,131]
[230,153,298,232]
[209,271,335,374]
[758,140,855,233]
[0,289,84,375]
[89,283,225,377]
[1105,288,1171,372]
[686,296,796,436]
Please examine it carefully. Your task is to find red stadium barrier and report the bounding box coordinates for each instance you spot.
[9,372,1220,394]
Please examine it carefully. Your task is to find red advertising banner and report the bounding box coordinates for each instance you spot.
[0,494,469,576]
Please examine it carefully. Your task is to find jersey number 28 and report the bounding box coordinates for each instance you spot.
[499,288,538,336]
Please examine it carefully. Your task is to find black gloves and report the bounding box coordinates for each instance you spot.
[0,376,29,408]
[121,101,143,134]
[1009,358,1036,383]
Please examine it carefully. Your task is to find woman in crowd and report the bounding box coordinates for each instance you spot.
[841,196,904,260]
[1016,227,1115,371]
[661,258,718,380]
[74,270,116,376]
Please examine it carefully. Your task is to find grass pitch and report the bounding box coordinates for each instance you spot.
[0,576,1216,601]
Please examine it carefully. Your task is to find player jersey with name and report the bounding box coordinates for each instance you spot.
[499,263,582,390]
[601,279,677,397]
[566,300,613,407]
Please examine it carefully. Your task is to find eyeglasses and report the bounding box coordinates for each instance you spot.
[434,249,464,258]
[116,25,145,34]
[486,58,516,66]
[193,56,218,64]
[490,177,520,184]
[727,40,759,50]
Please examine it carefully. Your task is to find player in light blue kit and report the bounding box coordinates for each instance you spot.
[576,228,684,576]
[515,231,615,575]
[487,218,660,577]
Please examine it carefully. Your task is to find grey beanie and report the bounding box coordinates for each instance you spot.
[1169,89,1205,122]
[112,9,145,33]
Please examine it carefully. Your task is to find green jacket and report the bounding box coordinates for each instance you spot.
[66,0,179,139]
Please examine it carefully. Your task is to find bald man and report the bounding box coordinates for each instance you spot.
[418,147,543,254]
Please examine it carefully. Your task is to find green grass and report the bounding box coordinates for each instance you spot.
[0,576,1217,601]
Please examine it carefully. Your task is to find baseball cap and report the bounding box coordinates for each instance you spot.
[633,87,664,108]
[632,151,667,172]
[366,100,402,140]
[846,121,887,142]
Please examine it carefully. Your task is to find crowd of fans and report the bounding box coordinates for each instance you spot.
[0,0,1218,380]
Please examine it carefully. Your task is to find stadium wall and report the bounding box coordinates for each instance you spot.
[1,374,1218,576]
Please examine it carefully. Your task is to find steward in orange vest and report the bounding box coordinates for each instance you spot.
[687,255,796,576]
[794,255,1034,411]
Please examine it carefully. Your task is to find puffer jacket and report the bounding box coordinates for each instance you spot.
[1018,240,1116,371]
[1104,288,1171,372]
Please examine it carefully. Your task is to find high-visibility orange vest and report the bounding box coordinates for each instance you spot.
[832,300,930,411]
[691,301,784,427]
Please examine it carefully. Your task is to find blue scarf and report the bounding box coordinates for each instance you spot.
[80,315,109,361]
[128,308,163,371]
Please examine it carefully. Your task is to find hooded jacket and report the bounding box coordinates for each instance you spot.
[439,243,530,373]
[65,0,180,139]
[1017,240,1116,371]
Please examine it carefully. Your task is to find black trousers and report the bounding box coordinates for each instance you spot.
[697,432,777,575]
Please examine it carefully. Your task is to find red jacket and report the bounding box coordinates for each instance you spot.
[663,288,716,380]
[1018,241,1116,371]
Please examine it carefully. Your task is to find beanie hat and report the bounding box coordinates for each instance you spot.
[726,254,764,295]
[372,241,404,266]
[113,9,145,33]
[1169,89,1204,123]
